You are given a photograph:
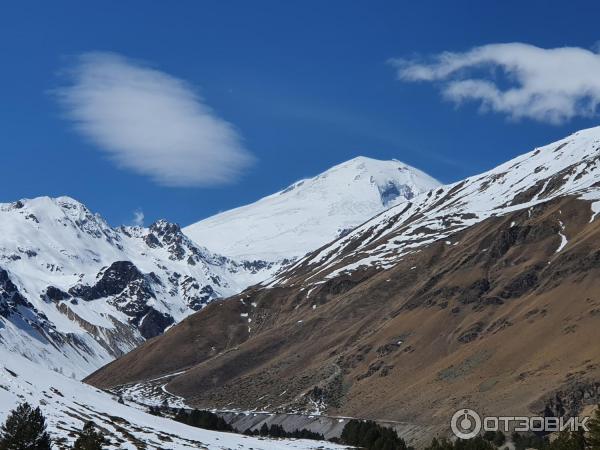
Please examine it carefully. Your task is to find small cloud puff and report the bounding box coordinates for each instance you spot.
[132,209,144,227]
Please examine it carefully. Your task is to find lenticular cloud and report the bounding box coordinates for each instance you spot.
[56,52,254,187]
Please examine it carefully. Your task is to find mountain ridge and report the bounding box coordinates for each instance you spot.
[0,155,439,378]
[87,126,600,445]
[0,195,276,377]
[270,125,600,286]
[184,156,440,261]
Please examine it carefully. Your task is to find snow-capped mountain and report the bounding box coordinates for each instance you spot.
[0,157,439,380]
[277,126,600,285]
[0,196,275,377]
[89,126,600,443]
[184,156,440,261]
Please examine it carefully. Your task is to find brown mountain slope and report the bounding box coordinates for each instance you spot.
[87,196,600,432]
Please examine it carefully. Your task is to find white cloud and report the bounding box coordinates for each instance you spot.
[389,43,600,124]
[55,52,254,186]
[132,209,144,227]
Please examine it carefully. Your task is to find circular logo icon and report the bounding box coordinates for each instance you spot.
[451,409,482,440]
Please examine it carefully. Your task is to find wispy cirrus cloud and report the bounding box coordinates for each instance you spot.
[389,43,600,124]
[55,52,254,187]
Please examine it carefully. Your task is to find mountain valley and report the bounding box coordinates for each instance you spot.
[87,127,600,444]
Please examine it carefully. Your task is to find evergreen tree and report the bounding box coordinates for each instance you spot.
[73,422,105,450]
[457,436,496,450]
[512,432,549,450]
[0,403,51,450]
[242,424,324,440]
[424,437,455,450]
[483,430,505,447]
[341,419,407,450]
[147,406,162,417]
[172,409,233,432]
[174,408,187,423]
[548,430,584,450]
[424,436,494,450]
[589,407,600,450]
[259,423,270,436]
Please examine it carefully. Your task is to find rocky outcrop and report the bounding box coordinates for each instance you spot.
[138,309,175,339]
[539,381,600,418]
[69,261,150,301]
[0,267,70,349]
[67,261,178,337]
[148,220,188,260]
[42,286,71,302]
[0,267,29,317]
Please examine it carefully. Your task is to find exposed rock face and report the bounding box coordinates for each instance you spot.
[66,261,178,337]
[0,268,29,317]
[42,286,71,302]
[138,309,175,339]
[65,259,225,338]
[538,381,600,419]
[145,220,188,260]
[378,180,414,206]
[70,261,150,301]
[0,267,66,349]
[241,259,281,274]
[182,281,216,311]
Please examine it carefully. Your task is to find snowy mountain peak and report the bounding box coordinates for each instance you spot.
[184,157,440,261]
[2,195,119,246]
[309,156,439,206]
[275,126,600,287]
[0,195,277,377]
[9,195,90,215]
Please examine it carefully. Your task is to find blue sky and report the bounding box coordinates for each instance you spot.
[2,1,600,227]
